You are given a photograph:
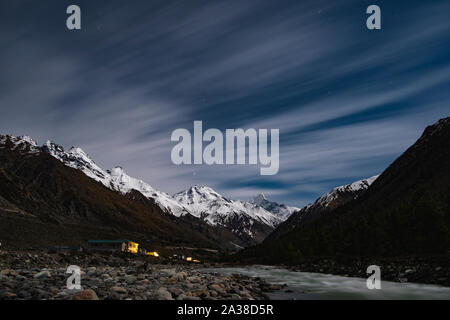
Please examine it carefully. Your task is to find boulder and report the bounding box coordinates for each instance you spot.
[72,289,99,300]
[156,287,173,300]
[110,286,127,294]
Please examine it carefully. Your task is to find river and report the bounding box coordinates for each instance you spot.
[202,265,450,300]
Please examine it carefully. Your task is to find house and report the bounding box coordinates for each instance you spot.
[87,239,139,253]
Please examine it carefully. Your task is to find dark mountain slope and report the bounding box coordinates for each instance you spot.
[265,175,377,242]
[235,117,450,264]
[0,138,229,249]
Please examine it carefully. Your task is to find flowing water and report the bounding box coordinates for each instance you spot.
[202,265,450,300]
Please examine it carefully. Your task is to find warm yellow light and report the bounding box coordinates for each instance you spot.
[186,257,192,262]
[127,241,139,254]
[146,251,159,257]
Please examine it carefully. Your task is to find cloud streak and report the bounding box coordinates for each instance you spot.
[0,0,449,206]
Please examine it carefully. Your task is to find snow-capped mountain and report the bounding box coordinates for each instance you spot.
[0,135,225,250]
[173,186,283,242]
[43,141,111,186]
[250,193,299,220]
[265,175,379,242]
[174,186,283,227]
[0,134,298,244]
[43,140,292,240]
[42,140,191,217]
[42,141,289,228]
[42,140,294,236]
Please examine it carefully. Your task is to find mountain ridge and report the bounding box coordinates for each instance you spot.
[1,134,296,246]
[0,137,225,249]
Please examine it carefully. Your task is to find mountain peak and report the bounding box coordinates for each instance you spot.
[249,193,299,220]
[175,185,224,203]
[174,185,284,240]
[428,117,450,134]
[190,185,218,194]
[252,193,268,204]
[413,117,450,149]
[66,146,96,163]
[0,134,40,153]
[68,146,88,156]
[18,135,38,147]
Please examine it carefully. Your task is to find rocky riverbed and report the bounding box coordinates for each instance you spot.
[0,250,283,300]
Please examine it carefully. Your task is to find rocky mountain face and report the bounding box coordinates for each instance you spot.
[0,134,296,247]
[265,175,378,242]
[236,117,450,264]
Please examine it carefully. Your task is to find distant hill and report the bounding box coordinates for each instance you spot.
[235,117,450,264]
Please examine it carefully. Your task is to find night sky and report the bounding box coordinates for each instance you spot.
[1,0,449,206]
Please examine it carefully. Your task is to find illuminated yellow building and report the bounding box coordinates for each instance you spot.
[126,241,139,254]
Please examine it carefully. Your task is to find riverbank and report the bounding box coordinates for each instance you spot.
[0,250,282,300]
[205,265,450,300]
[282,254,450,287]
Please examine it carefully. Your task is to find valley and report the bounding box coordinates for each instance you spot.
[0,117,450,299]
